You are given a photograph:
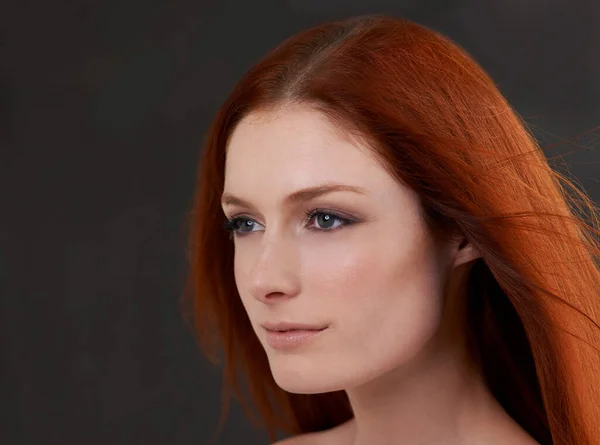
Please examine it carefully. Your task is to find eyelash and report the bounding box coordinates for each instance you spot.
[221,209,356,239]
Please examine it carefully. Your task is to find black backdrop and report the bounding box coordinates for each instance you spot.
[2,1,599,444]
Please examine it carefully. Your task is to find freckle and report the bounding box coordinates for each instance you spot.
[339,259,361,282]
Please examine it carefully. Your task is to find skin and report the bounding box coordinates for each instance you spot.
[221,104,539,445]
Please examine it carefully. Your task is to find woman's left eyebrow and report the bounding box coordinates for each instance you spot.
[221,182,368,209]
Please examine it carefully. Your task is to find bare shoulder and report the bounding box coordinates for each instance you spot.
[271,430,326,445]
[271,419,355,445]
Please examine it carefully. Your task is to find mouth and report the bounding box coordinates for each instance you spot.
[262,326,328,350]
[261,322,329,332]
[265,327,327,333]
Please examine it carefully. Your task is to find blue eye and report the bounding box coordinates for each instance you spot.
[222,209,357,239]
[221,217,261,237]
[304,209,349,231]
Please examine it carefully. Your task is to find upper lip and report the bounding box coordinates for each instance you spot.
[261,322,328,331]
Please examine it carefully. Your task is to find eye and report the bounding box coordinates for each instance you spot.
[304,209,353,232]
[222,216,264,238]
[221,209,358,239]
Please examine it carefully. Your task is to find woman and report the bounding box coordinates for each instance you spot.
[182,14,600,445]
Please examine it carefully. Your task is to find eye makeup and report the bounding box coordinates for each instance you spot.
[221,208,360,239]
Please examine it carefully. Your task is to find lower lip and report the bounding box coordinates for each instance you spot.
[264,328,327,350]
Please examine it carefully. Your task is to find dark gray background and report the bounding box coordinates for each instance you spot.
[1,1,599,444]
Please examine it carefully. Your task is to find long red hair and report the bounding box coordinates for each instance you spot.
[181,14,600,445]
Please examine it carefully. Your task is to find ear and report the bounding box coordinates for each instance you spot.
[450,236,482,269]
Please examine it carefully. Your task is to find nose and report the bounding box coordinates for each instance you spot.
[245,236,301,304]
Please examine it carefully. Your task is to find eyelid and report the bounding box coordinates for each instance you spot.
[304,208,355,225]
[223,208,359,237]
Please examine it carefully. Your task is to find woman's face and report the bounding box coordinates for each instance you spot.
[222,104,473,394]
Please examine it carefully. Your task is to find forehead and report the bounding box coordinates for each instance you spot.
[224,106,384,187]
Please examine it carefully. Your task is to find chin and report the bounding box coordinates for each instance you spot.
[273,373,342,394]
[268,357,350,394]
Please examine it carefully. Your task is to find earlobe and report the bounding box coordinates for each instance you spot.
[452,238,482,268]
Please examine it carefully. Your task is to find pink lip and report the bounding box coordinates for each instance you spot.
[262,324,328,350]
[261,321,328,331]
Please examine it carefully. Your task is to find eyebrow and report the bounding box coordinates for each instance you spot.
[221,183,369,209]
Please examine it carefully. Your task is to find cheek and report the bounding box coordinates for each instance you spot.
[303,230,438,312]
[233,247,255,313]
[303,233,446,367]
[300,240,399,332]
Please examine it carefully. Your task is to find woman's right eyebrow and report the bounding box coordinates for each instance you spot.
[221,182,368,209]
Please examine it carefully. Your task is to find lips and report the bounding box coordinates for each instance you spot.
[261,322,328,332]
[267,328,325,332]
[262,325,329,350]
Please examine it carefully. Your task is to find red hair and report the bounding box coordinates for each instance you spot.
[181,14,600,445]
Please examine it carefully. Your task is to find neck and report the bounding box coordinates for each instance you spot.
[343,341,525,445]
